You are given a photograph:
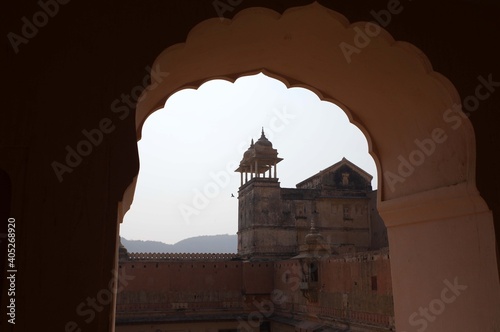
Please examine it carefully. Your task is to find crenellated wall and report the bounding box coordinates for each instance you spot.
[116,256,274,327]
[127,252,238,261]
[117,250,393,331]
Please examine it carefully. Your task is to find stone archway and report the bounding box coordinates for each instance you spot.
[122,3,499,331]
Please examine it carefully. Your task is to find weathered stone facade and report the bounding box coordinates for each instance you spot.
[236,132,387,259]
[116,134,392,331]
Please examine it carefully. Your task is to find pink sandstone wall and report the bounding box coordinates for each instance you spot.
[116,250,393,331]
[116,259,274,321]
[273,250,393,329]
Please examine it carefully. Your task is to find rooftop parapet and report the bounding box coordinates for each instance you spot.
[126,252,238,261]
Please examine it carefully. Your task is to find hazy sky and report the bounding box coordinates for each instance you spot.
[120,73,377,244]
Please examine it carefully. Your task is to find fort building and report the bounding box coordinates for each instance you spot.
[116,131,392,332]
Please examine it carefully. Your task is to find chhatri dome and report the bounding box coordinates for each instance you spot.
[235,128,283,186]
[254,128,273,147]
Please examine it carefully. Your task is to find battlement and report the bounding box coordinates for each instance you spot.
[126,252,238,261]
[330,247,390,263]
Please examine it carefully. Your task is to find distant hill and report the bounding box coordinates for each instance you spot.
[121,234,237,253]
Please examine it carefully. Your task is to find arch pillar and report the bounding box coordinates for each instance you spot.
[379,183,500,331]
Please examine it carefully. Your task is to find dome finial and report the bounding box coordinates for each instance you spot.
[255,127,273,147]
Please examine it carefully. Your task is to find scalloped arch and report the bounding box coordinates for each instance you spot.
[133,2,475,204]
[119,4,500,330]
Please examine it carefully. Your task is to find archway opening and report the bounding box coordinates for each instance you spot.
[117,4,500,331]
[120,73,381,250]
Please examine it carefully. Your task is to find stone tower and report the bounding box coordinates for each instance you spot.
[235,129,296,260]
